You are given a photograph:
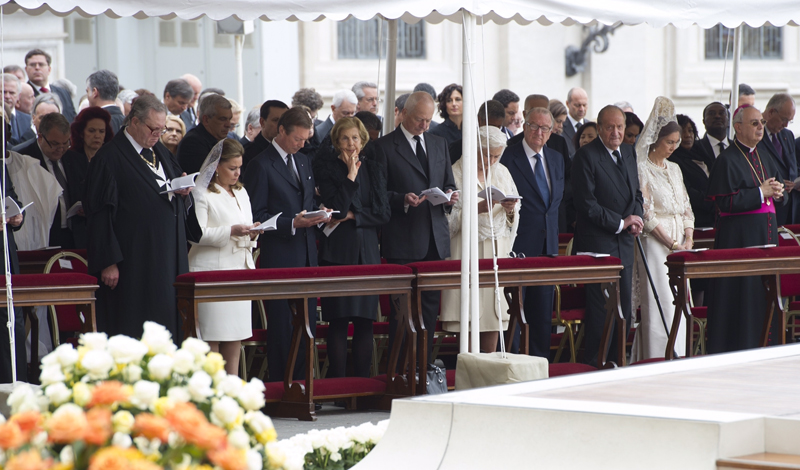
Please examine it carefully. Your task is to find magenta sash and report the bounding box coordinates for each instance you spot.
[718,199,776,217]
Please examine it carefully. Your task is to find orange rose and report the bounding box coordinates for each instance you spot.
[9,411,43,438]
[89,381,130,408]
[88,447,142,470]
[47,409,88,444]
[129,459,163,470]
[5,449,51,470]
[165,402,226,450]
[133,413,171,443]
[0,421,25,450]
[85,407,113,446]
[208,445,248,470]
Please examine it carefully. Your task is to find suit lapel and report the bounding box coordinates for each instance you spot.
[269,147,300,190]
[394,129,426,178]
[593,140,629,200]
[116,134,167,198]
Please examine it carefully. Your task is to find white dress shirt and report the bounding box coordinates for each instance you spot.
[400,123,426,155]
[707,134,731,159]
[521,139,551,191]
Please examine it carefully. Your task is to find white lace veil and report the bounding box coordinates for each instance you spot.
[194,139,225,193]
[635,96,680,164]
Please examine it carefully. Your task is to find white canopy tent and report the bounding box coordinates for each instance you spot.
[0,0,793,375]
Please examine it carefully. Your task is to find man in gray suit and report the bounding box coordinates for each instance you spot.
[374,91,458,364]
[86,70,124,133]
[562,87,589,158]
[313,89,357,146]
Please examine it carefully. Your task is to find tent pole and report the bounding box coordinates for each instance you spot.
[382,19,398,134]
[730,25,742,138]
[234,34,245,137]
[459,10,474,354]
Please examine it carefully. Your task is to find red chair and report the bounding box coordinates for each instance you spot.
[548,362,597,378]
[240,249,268,381]
[552,285,585,362]
[778,227,800,341]
[44,251,89,347]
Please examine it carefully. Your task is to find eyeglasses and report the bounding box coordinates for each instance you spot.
[141,120,167,136]
[508,251,526,259]
[525,123,552,134]
[40,134,70,149]
[746,119,767,128]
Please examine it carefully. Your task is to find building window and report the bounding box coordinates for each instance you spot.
[214,29,232,48]
[181,22,199,47]
[705,24,782,60]
[337,18,425,60]
[159,21,177,47]
[72,18,93,44]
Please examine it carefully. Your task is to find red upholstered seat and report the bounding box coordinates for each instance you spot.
[176,264,413,284]
[18,249,86,264]
[12,273,97,287]
[408,255,622,274]
[551,333,564,348]
[557,308,585,322]
[558,233,574,244]
[243,329,267,342]
[548,363,597,377]
[373,322,389,335]
[263,382,284,402]
[264,378,386,401]
[667,246,800,263]
[691,307,707,319]
[631,357,668,366]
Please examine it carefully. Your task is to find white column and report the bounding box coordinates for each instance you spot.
[383,19,398,134]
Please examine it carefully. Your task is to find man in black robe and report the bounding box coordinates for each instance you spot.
[706,105,785,353]
[85,94,194,341]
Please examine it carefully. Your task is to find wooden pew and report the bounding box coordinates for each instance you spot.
[174,264,416,421]
[666,246,800,360]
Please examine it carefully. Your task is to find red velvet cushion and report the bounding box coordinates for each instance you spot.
[781,274,800,298]
[692,229,716,240]
[373,322,389,335]
[263,382,284,402]
[558,233,574,244]
[631,357,668,366]
[667,246,800,263]
[548,363,597,377]
[691,306,707,319]
[177,264,413,284]
[243,329,267,342]
[12,273,97,287]
[559,286,586,310]
[17,249,87,264]
[408,255,621,274]
[782,225,800,235]
[55,307,83,331]
[558,308,585,322]
[446,369,455,388]
[551,333,563,348]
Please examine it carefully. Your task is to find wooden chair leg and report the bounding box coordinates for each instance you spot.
[239,345,248,380]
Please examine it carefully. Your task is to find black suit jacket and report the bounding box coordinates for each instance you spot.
[30,82,76,122]
[240,142,318,269]
[692,134,724,172]
[571,138,643,267]
[562,119,579,158]
[501,142,564,256]
[176,123,219,174]
[313,116,334,147]
[180,108,197,132]
[759,129,797,225]
[10,112,33,146]
[375,127,456,260]
[103,105,125,134]
[242,133,270,172]
[671,146,715,228]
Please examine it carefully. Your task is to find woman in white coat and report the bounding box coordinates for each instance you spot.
[189,138,259,374]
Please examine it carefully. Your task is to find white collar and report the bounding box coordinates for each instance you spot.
[521,138,543,158]
[271,138,289,159]
[123,128,145,154]
[706,134,730,147]
[602,141,621,158]
[400,123,422,142]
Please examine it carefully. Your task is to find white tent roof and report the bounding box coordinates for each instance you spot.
[2,0,798,28]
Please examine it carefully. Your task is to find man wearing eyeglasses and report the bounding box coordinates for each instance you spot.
[23,49,77,122]
[177,93,232,174]
[18,112,83,248]
[85,94,195,341]
[501,107,565,358]
[759,93,796,225]
[706,105,785,354]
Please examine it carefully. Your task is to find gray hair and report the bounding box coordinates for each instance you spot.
[613,100,634,112]
[38,112,70,136]
[765,93,795,113]
[525,107,554,125]
[117,89,138,105]
[245,108,260,129]
[478,125,508,153]
[2,73,21,94]
[352,81,377,100]
[51,78,77,98]
[199,93,231,120]
[291,88,323,112]
[395,93,410,111]
[732,105,761,126]
[124,94,167,126]
[332,89,358,108]
[163,78,194,100]
[86,70,119,101]
[32,92,63,115]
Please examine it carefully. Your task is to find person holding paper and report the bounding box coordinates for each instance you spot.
[441,126,519,353]
[188,139,258,375]
[500,108,565,357]
[313,117,390,378]
[374,91,457,363]
[241,107,331,382]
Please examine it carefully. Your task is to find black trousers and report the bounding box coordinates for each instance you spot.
[266,298,317,383]
[583,261,633,367]
[525,285,555,358]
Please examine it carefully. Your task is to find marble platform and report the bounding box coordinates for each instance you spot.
[356,344,800,469]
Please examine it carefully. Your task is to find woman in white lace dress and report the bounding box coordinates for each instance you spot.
[632,97,695,361]
[441,126,520,353]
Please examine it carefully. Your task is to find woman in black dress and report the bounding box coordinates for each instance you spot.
[430,83,463,145]
[313,117,390,378]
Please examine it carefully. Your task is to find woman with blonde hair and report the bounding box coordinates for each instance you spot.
[161,114,186,156]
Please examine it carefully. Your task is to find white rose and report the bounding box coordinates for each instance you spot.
[246,449,263,470]
[141,322,176,355]
[187,371,213,402]
[81,349,114,380]
[134,436,161,456]
[107,336,149,365]
[111,432,132,449]
[31,431,48,448]
[330,451,341,462]
[112,410,135,434]
[217,374,244,398]
[8,384,42,414]
[147,354,174,381]
[171,349,196,375]
[39,365,66,386]
[237,378,266,411]
[129,380,160,410]
[44,383,71,406]
[211,396,243,427]
[166,386,191,403]
[53,402,84,418]
[244,411,274,435]
[123,364,143,383]
[60,445,74,464]
[79,332,108,350]
[48,344,79,367]
[227,428,250,449]
[180,337,210,359]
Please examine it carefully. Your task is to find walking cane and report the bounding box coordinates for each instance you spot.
[635,235,679,359]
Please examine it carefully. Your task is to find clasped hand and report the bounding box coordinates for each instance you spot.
[761,177,784,199]
[624,214,644,236]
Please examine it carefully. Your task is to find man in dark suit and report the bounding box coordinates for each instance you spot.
[86,70,124,133]
[176,94,232,174]
[692,102,730,171]
[572,105,643,367]
[760,93,797,225]
[3,73,34,145]
[501,107,565,357]
[163,79,194,130]
[241,108,331,382]
[314,90,357,146]
[17,113,84,248]
[492,89,520,139]
[375,91,458,363]
[562,87,588,159]
[12,93,61,153]
[242,100,288,170]
[24,49,76,122]
[179,73,202,133]
[239,108,261,147]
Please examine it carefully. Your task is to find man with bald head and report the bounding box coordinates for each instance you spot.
[759,93,796,225]
[375,91,457,364]
[17,83,34,115]
[707,105,785,353]
[563,87,589,158]
[180,73,202,131]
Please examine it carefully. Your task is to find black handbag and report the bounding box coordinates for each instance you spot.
[426,363,448,394]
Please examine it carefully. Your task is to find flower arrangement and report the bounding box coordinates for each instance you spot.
[0,322,276,470]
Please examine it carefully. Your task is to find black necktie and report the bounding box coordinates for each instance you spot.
[51,160,69,208]
[718,141,726,153]
[287,154,301,185]
[413,135,429,175]
[613,150,626,177]
[771,133,785,164]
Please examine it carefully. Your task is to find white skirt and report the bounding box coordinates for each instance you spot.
[197,301,253,342]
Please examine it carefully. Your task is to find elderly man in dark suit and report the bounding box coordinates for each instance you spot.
[572,105,643,366]
[759,93,797,225]
[562,87,588,159]
[3,74,34,146]
[241,107,331,382]
[24,49,76,122]
[374,91,458,363]
[176,94,232,174]
[86,70,124,133]
[501,107,565,357]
